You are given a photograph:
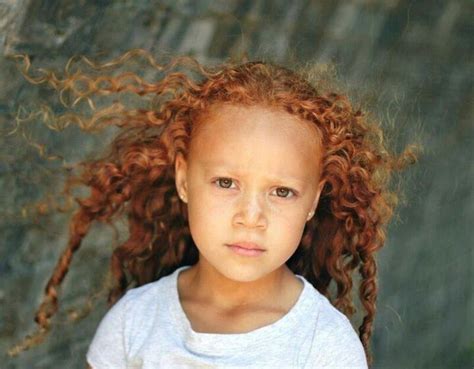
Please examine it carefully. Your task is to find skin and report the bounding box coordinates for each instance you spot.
[174,103,326,331]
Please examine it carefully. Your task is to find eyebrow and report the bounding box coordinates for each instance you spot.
[200,161,309,185]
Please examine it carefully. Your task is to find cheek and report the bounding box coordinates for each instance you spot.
[188,193,229,221]
[186,194,228,246]
[276,213,307,247]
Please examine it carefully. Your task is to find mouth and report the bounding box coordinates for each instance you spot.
[226,243,266,257]
[226,242,265,251]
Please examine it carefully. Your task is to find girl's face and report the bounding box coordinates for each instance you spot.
[175,103,325,282]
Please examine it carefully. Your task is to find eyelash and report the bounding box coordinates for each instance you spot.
[212,177,297,199]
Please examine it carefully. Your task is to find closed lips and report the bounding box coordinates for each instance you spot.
[227,242,265,251]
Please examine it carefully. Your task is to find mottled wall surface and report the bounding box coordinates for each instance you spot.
[1,0,472,368]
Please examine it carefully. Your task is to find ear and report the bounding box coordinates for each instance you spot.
[307,178,326,221]
[175,153,188,203]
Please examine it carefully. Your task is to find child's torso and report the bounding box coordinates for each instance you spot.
[86,265,368,369]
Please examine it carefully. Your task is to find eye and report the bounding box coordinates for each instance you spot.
[273,187,297,199]
[213,177,236,189]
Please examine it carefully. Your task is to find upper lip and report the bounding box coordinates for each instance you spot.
[227,242,266,251]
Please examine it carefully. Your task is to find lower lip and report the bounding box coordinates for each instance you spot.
[227,245,265,257]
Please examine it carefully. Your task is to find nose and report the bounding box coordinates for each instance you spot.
[233,191,267,229]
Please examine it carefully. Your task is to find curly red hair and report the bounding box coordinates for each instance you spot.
[11,50,417,365]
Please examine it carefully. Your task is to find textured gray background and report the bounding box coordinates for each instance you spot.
[0,0,472,368]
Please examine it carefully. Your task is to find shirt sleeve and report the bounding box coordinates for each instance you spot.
[306,313,369,369]
[86,293,130,369]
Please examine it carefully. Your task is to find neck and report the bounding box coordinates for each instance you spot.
[182,259,295,312]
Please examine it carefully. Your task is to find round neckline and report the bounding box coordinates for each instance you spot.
[169,265,312,355]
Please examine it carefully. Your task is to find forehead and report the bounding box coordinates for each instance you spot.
[188,104,323,180]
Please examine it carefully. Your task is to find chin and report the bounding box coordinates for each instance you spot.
[215,263,271,283]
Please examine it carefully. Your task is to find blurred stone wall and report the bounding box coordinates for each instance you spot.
[1,0,472,368]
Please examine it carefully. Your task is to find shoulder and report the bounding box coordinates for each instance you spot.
[98,278,163,320]
[118,269,178,307]
[317,295,359,336]
[305,288,368,368]
[86,275,174,368]
[122,278,165,307]
[117,274,174,323]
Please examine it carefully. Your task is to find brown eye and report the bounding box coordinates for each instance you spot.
[275,187,296,198]
[216,178,234,188]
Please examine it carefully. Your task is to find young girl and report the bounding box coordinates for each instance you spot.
[12,51,416,368]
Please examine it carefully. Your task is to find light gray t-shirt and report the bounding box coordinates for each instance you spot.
[86,265,368,369]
